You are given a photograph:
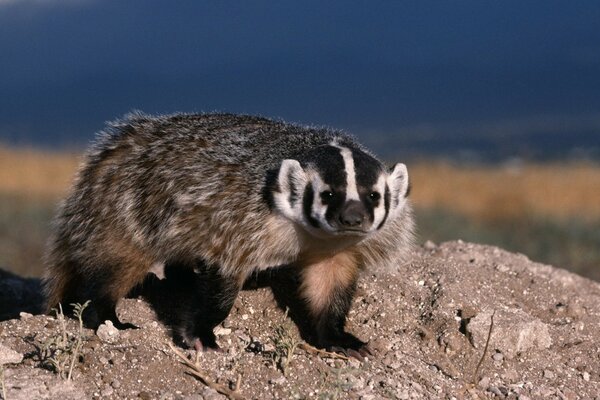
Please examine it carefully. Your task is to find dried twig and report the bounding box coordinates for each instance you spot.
[298,343,350,360]
[168,343,244,400]
[472,310,495,384]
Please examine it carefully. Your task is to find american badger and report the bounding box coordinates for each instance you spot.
[43,113,413,356]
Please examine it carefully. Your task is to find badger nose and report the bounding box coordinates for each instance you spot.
[339,201,367,228]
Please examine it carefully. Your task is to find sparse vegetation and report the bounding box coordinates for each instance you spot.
[270,308,300,375]
[41,301,90,380]
[169,342,244,400]
[318,365,358,400]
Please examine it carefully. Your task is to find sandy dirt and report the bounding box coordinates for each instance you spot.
[1,241,599,399]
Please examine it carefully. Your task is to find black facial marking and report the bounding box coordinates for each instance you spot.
[298,145,347,189]
[324,188,346,225]
[302,185,320,228]
[376,185,391,230]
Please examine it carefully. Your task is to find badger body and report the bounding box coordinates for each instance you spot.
[43,113,413,354]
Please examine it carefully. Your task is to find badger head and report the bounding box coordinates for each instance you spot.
[272,141,410,239]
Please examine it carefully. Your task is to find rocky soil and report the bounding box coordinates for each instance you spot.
[1,241,599,399]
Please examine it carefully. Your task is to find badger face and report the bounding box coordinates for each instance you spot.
[273,142,410,239]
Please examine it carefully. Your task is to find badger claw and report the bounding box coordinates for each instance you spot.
[328,342,373,361]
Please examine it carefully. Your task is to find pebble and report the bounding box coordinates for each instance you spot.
[423,240,437,250]
[487,386,507,398]
[19,312,33,320]
[96,320,120,343]
[492,352,504,361]
[582,371,590,381]
[269,376,287,385]
[543,369,555,379]
[0,343,23,365]
[214,327,231,336]
[101,385,114,397]
[477,376,490,389]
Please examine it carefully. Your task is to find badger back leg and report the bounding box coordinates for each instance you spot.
[44,237,153,329]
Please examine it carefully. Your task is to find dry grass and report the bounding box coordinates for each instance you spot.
[1,145,599,221]
[410,161,600,222]
[0,145,81,201]
[0,144,599,279]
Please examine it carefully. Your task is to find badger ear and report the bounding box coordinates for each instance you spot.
[274,159,307,219]
[387,163,409,211]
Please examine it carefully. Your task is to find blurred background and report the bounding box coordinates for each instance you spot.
[1,1,599,280]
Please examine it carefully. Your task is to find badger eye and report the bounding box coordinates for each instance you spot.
[369,191,381,201]
[320,190,334,203]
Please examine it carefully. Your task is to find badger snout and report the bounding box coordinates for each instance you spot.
[338,200,368,231]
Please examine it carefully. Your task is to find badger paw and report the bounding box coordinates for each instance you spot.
[329,343,373,361]
[182,331,222,352]
[322,332,373,361]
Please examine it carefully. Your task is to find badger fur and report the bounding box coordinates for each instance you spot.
[43,113,414,355]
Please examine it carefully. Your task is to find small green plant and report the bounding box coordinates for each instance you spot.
[318,364,358,400]
[271,308,300,375]
[41,301,90,380]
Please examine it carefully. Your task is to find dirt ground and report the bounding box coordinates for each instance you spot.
[1,241,599,399]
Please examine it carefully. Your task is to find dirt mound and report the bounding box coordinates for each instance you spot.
[1,241,599,399]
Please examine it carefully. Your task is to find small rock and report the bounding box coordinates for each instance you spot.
[111,380,121,389]
[582,371,590,381]
[96,320,120,343]
[543,369,555,379]
[492,352,504,361]
[487,386,507,398]
[19,312,33,320]
[467,308,552,359]
[397,390,409,399]
[269,375,287,385]
[214,326,231,336]
[263,343,275,352]
[101,385,114,397]
[0,343,23,365]
[423,240,437,250]
[477,376,490,389]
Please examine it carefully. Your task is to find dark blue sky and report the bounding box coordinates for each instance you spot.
[1,0,599,159]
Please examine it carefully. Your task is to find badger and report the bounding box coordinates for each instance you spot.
[43,113,414,357]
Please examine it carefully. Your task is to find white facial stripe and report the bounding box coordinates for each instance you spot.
[309,171,332,229]
[371,174,388,229]
[332,145,360,201]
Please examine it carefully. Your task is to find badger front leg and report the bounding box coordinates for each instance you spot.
[176,263,241,351]
[299,251,371,358]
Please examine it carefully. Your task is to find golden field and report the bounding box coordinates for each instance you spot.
[1,145,599,279]
[2,146,600,220]
[410,161,600,222]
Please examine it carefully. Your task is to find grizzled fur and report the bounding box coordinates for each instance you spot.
[43,112,414,353]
